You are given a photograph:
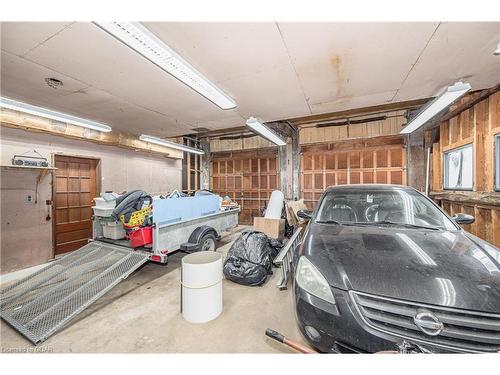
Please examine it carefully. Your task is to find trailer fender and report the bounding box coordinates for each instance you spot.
[180,225,219,252]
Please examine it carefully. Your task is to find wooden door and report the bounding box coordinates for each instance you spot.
[211,152,279,224]
[301,144,406,210]
[53,155,98,256]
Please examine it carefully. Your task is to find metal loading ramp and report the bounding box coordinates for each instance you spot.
[0,241,149,344]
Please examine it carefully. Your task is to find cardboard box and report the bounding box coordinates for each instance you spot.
[253,217,285,240]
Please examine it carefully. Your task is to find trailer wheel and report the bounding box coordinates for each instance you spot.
[200,233,216,252]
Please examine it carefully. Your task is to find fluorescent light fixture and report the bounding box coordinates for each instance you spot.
[0,97,112,132]
[94,22,236,110]
[139,134,204,155]
[400,81,471,134]
[246,117,286,146]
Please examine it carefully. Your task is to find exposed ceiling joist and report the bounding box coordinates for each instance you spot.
[288,98,429,126]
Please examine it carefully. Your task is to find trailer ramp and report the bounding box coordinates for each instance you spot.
[0,241,148,344]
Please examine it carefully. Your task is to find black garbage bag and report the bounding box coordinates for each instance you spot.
[223,230,283,286]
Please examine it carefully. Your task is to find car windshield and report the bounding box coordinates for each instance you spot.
[315,188,457,231]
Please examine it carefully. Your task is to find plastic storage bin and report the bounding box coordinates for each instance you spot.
[92,206,114,217]
[94,197,116,209]
[102,221,126,240]
[128,227,153,248]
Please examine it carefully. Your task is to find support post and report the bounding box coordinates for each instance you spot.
[268,122,300,200]
[200,137,211,191]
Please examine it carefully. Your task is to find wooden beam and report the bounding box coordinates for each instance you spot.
[1,108,183,159]
[197,126,248,138]
[288,98,429,126]
[430,191,500,208]
[300,134,405,153]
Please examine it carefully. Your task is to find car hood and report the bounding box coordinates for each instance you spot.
[302,224,500,313]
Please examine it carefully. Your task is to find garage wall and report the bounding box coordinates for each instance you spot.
[299,110,406,144]
[428,90,500,247]
[300,135,407,209]
[1,127,182,273]
[210,135,275,152]
[211,149,279,224]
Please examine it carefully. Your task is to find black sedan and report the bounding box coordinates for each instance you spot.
[294,184,500,353]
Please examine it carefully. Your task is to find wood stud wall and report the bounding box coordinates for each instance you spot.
[428,90,500,247]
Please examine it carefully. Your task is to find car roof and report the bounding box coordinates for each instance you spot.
[324,184,418,194]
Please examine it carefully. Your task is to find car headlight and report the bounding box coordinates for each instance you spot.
[295,256,336,304]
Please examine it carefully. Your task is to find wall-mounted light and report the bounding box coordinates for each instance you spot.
[139,134,204,155]
[0,97,112,132]
[245,117,286,146]
[400,81,471,134]
[494,42,500,56]
[94,22,237,110]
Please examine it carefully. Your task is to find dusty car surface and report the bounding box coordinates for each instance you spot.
[294,184,500,353]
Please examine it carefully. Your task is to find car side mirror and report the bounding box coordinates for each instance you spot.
[452,213,475,225]
[297,209,313,220]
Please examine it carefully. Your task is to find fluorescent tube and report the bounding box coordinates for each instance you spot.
[0,97,112,132]
[139,134,204,155]
[94,22,236,110]
[400,81,471,134]
[246,117,286,146]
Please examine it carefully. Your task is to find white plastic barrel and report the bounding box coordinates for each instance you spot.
[181,251,223,323]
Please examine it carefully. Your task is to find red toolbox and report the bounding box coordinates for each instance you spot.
[127,226,153,248]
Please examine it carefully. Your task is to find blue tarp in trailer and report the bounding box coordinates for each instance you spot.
[152,195,221,226]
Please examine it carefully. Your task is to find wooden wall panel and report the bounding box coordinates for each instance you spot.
[428,89,500,248]
[299,110,406,145]
[211,151,279,224]
[300,138,406,209]
[210,135,275,152]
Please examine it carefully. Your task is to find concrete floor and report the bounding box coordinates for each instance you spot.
[0,226,310,353]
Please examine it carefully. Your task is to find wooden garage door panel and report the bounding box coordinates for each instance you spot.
[211,153,279,224]
[53,155,97,256]
[301,143,406,209]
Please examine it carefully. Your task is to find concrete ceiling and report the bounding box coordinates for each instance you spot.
[1,22,499,137]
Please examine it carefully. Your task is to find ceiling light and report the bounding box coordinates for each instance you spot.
[139,134,204,155]
[494,43,500,56]
[400,81,471,134]
[246,117,286,146]
[94,22,236,110]
[0,97,112,132]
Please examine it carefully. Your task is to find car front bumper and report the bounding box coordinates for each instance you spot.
[294,284,453,353]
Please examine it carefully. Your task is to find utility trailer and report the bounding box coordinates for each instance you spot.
[0,199,239,345]
[93,206,240,263]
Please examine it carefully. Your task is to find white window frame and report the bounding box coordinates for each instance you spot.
[443,143,474,191]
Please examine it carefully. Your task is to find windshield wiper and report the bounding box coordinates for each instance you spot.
[316,219,341,225]
[351,221,439,231]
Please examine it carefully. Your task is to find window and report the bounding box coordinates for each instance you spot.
[496,135,500,191]
[444,144,473,190]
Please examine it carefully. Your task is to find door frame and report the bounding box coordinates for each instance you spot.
[51,153,101,258]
